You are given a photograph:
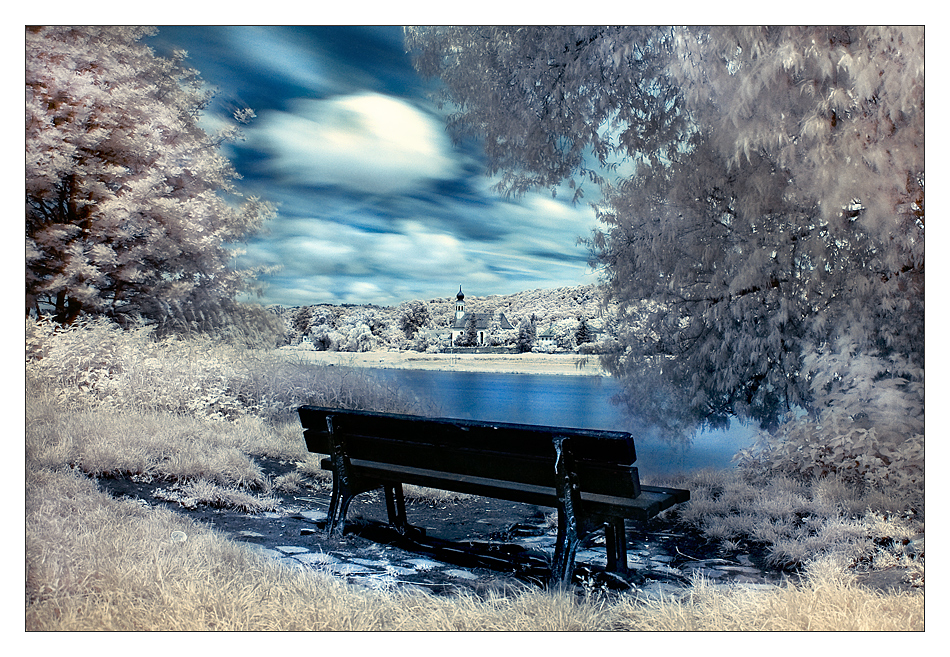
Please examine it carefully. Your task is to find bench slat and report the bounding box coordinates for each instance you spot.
[348,458,557,504]
[324,458,672,520]
[311,432,641,499]
[300,406,636,462]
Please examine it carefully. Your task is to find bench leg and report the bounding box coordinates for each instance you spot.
[605,518,628,574]
[384,483,409,533]
[552,506,580,587]
[325,415,355,537]
[551,435,585,587]
[326,483,354,537]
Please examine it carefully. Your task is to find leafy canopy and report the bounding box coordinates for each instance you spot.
[408,26,924,453]
[406,26,688,201]
[26,26,276,331]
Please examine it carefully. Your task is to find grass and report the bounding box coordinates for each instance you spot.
[612,556,924,631]
[24,319,926,631]
[647,469,924,577]
[25,468,924,631]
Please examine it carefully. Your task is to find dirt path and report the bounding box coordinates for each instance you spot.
[95,456,794,597]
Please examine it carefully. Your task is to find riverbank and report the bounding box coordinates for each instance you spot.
[278,347,610,377]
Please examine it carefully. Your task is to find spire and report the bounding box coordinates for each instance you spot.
[455,285,465,323]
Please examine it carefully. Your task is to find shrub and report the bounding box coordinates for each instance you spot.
[652,469,924,573]
[735,411,924,493]
[734,346,924,495]
[26,316,433,423]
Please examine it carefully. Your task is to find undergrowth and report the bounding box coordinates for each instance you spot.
[26,316,436,423]
[647,469,923,586]
[24,317,925,630]
[25,315,437,513]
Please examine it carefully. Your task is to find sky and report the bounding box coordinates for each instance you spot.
[146,26,604,308]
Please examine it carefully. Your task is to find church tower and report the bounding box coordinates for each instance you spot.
[455,286,465,322]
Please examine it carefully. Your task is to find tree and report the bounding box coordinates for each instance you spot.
[398,299,430,338]
[594,138,815,435]
[574,317,591,346]
[516,317,536,353]
[672,27,923,239]
[408,26,923,446]
[405,26,687,200]
[599,27,923,439]
[485,313,514,347]
[26,26,276,330]
[458,313,479,347]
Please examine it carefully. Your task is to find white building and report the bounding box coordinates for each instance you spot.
[448,287,515,347]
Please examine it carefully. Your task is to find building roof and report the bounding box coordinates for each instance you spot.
[451,312,515,331]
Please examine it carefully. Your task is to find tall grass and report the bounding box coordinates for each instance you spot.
[26,468,924,631]
[25,318,925,631]
[612,556,924,631]
[648,469,924,575]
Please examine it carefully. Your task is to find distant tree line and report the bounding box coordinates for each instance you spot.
[275,286,618,354]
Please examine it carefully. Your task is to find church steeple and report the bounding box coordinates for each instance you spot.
[455,286,465,321]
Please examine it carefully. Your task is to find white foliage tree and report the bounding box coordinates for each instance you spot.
[408,26,924,479]
[405,26,687,200]
[26,26,276,330]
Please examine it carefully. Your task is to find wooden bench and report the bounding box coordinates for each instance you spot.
[297,405,690,586]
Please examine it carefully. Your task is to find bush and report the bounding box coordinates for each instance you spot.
[736,410,923,488]
[734,346,924,495]
[651,469,924,574]
[26,317,433,423]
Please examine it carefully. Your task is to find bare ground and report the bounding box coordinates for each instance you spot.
[94,456,804,598]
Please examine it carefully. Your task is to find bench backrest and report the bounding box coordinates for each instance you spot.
[298,405,641,501]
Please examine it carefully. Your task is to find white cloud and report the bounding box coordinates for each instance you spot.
[295,237,355,261]
[248,92,460,194]
[373,221,470,277]
[256,219,367,275]
[345,280,387,301]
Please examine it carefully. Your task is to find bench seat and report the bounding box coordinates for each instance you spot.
[318,456,688,521]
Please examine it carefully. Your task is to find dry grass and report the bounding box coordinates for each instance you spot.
[25,467,608,631]
[25,468,924,631]
[613,559,924,631]
[27,372,304,486]
[24,323,926,631]
[26,316,436,423]
[648,468,924,578]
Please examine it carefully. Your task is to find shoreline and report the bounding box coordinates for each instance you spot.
[277,347,610,377]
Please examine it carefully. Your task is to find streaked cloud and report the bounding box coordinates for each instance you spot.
[246,93,460,195]
[228,26,332,94]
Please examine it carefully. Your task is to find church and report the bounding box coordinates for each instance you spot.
[448,287,515,347]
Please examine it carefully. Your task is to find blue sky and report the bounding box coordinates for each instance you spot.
[147,26,603,308]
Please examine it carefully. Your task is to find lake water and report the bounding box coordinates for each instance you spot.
[373,369,758,478]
